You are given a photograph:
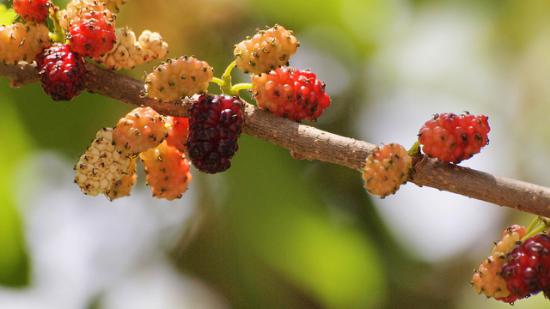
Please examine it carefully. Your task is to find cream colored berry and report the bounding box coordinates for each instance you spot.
[0,22,50,64]
[234,24,299,74]
[105,157,137,201]
[98,0,127,12]
[137,30,169,63]
[145,56,213,102]
[59,0,115,30]
[95,27,168,70]
[362,143,412,197]
[112,106,169,155]
[74,128,135,198]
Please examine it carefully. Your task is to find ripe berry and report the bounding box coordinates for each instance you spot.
[500,234,550,301]
[252,67,331,121]
[145,56,213,102]
[471,225,526,300]
[140,141,192,200]
[234,24,300,74]
[362,143,412,197]
[418,113,490,163]
[166,116,189,153]
[0,22,50,64]
[74,128,135,199]
[69,11,116,58]
[13,0,51,23]
[112,106,168,156]
[37,43,86,101]
[187,94,244,174]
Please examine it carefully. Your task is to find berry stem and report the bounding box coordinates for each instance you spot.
[522,217,550,241]
[49,5,65,43]
[211,77,225,87]
[229,83,252,95]
[408,141,421,157]
[219,60,237,95]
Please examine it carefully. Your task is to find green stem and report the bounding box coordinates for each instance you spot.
[49,6,65,43]
[526,216,542,234]
[215,60,238,95]
[211,77,225,87]
[222,60,237,82]
[229,83,252,95]
[521,217,550,241]
[408,141,420,157]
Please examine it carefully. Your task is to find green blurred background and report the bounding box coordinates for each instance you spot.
[1,0,550,308]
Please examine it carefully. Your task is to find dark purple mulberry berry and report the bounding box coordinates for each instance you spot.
[187,94,244,173]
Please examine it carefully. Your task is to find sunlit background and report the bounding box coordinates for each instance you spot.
[1,0,550,308]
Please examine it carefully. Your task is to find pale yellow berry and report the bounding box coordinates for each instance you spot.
[145,56,213,102]
[362,143,412,197]
[0,23,50,64]
[74,128,135,199]
[234,24,300,74]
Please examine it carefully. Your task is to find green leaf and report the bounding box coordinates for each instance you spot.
[0,4,17,25]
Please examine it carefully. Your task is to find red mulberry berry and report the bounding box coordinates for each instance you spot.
[37,43,86,101]
[187,94,244,174]
[500,234,550,302]
[145,56,213,102]
[234,24,300,74]
[112,106,168,156]
[471,225,526,300]
[166,116,189,153]
[69,11,116,58]
[418,113,490,163]
[140,141,192,200]
[13,0,51,23]
[252,67,331,121]
[362,144,412,197]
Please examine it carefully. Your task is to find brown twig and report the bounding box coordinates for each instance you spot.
[2,62,550,216]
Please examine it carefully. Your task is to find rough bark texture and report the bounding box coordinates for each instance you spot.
[2,62,550,216]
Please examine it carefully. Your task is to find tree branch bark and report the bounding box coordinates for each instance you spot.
[2,62,550,216]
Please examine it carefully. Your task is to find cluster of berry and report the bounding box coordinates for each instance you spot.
[361,112,491,198]
[75,107,192,200]
[142,25,331,175]
[472,221,550,304]
[2,0,167,100]
[72,24,332,199]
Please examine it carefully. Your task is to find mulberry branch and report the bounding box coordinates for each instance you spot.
[2,62,550,216]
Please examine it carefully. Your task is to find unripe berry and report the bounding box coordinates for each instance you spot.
[234,25,299,75]
[112,106,169,156]
[362,143,412,197]
[145,56,213,102]
[140,141,192,200]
